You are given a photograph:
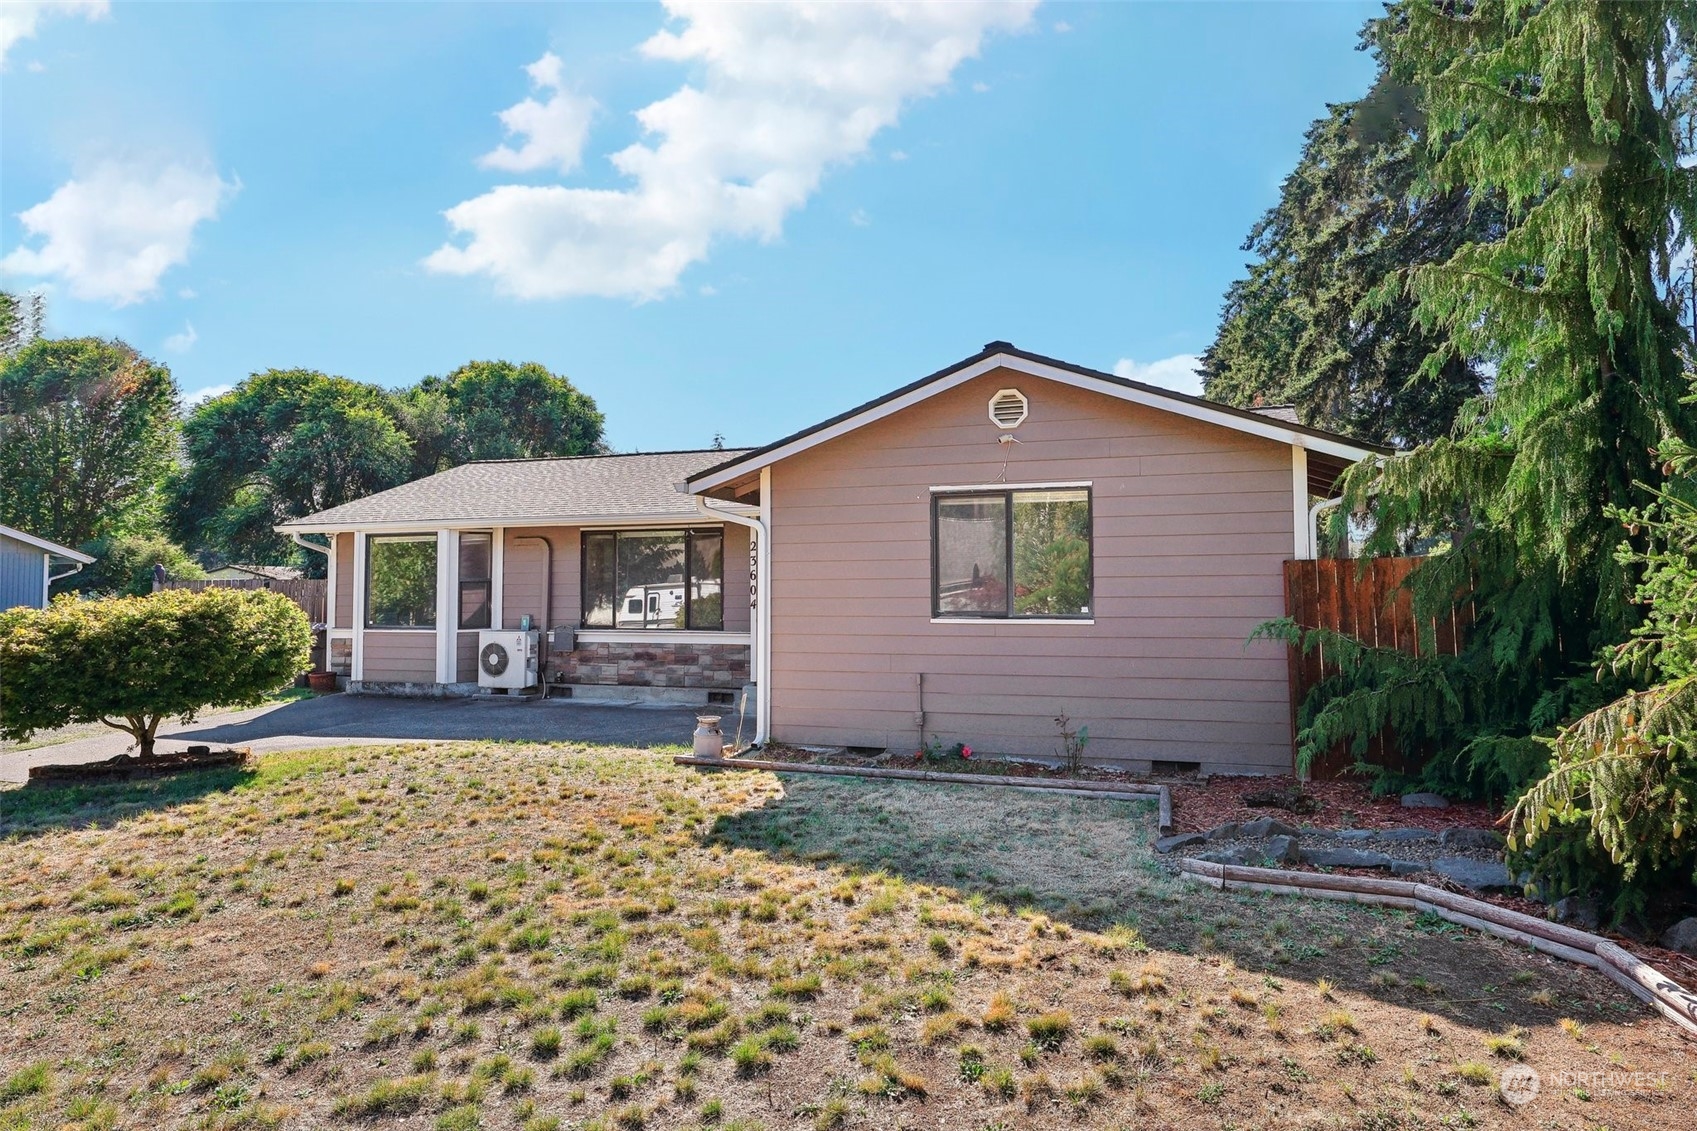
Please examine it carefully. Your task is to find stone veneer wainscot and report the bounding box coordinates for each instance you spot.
[552,642,749,690]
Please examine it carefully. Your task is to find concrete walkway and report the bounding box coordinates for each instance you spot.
[0,693,712,783]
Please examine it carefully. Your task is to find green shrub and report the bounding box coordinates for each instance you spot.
[0,587,311,757]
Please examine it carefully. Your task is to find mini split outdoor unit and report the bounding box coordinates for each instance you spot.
[477,629,539,691]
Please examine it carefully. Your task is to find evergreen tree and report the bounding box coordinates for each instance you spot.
[394,359,605,478]
[1202,65,1499,448]
[1286,1,1697,840]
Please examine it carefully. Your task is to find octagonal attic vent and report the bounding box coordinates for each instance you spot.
[988,388,1028,430]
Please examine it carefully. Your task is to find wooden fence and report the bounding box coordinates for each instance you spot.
[1283,557,1468,779]
[157,577,327,626]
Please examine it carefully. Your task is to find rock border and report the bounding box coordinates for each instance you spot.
[1180,857,1697,1040]
[26,745,252,784]
[672,754,1173,835]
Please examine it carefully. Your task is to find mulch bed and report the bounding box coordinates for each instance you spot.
[1165,773,1502,836]
[27,746,251,784]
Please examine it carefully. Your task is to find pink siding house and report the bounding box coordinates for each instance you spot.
[280,343,1380,775]
[684,343,1380,776]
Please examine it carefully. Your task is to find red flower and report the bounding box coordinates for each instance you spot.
[960,745,973,759]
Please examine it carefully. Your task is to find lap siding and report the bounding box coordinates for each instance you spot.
[765,366,1300,775]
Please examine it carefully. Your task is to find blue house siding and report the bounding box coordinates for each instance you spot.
[0,532,47,610]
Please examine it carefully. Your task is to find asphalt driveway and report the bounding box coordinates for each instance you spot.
[0,693,714,783]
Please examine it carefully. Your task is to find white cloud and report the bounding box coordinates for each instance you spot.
[163,321,197,353]
[178,286,198,299]
[849,208,871,228]
[972,81,990,93]
[184,382,232,408]
[477,51,598,176]
[1053,20,1072,33]
[428,0,1037,300]
[0,0,106,68]
[0,161,236,306]
[889,149,909,162]
[1114,354,1204,397]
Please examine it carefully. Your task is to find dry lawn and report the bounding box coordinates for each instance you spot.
[0,742,1690,1131]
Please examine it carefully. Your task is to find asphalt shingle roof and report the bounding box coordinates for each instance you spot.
[278,449,752,530]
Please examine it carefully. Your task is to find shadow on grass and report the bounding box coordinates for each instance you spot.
[708,771,1175,932]
[705,770,1643,1033]
[0,766,256,840]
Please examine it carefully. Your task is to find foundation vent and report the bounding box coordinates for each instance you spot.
[988,388,1028,430]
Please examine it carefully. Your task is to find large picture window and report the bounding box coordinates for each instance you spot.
[458,532,492,629]
[582,529,724,630]
[367,535,437,628]
[933,487,1092,619]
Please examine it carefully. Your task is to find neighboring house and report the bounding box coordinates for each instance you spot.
[204,563,305,582]
[276,450,756,699]
[0,524,95,610]
[278,343,1383,775]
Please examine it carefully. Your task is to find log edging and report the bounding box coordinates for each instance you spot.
[1179,858,1697,1039]
[673,754,1173,835]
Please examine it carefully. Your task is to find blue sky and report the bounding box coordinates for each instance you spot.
[1,1,1381,452]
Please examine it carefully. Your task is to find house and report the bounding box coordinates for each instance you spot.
[276,450,757,699]
[0,524,95,610]
[278,343,1383,775]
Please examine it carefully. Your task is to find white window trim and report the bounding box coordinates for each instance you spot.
[363,532,441,632]
[929,618,1095,627]
[929,480,1091,493]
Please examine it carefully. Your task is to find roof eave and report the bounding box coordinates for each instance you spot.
[685,347,1389,494]
[275,511,725,535]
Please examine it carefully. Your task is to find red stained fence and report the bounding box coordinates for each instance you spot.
[156,577,327,626]
[1283,557,1469,779]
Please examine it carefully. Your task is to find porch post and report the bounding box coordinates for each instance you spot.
[1291,446,1311,560]
[351,533,367,681]
[436,529,455,683]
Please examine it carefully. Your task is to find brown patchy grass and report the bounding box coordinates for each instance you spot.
[0,742,1691,1131]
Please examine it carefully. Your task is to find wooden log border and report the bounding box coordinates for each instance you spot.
[1181,858,1697,1040]
[673,754,1173,835]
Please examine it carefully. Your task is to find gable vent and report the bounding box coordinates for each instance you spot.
[988,388,1028,430]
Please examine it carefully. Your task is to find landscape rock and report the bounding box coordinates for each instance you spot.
[1264,835,1299,865]
[1194,848,1250,867]
[1300,847,1394,869]
[1154,833,1207,854]
[1376,827,1436,843]
[1389,860,1424,877]
[1206,822,1242,842]
[1438,827,1506,850]
[1552,897,1600,932]
[1334,829,1378,842]
[1401,792,1450,809]
[1659,917,1697,956]
[1432,856,1514,890]
[1239,817,1301,839]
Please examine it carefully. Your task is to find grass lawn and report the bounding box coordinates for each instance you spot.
[0,743,1689,1130]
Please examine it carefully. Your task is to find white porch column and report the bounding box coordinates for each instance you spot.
[351,533,368,680]
[436,529,455,683]
[490,526,505,631]
[1291,446,1311,560]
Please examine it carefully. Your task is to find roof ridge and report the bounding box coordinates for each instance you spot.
[467,447,752,467]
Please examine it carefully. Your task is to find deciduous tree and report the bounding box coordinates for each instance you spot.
[0,336,178,548]
[170,369,413,566]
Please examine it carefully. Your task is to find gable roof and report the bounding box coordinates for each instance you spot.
[686,342,1389,495]
[0,523,95,563]
[277,449,753,533]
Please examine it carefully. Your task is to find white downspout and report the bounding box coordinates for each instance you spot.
[691,485,769,747]
[46,558,85,589]
[1309,497,1344,560]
